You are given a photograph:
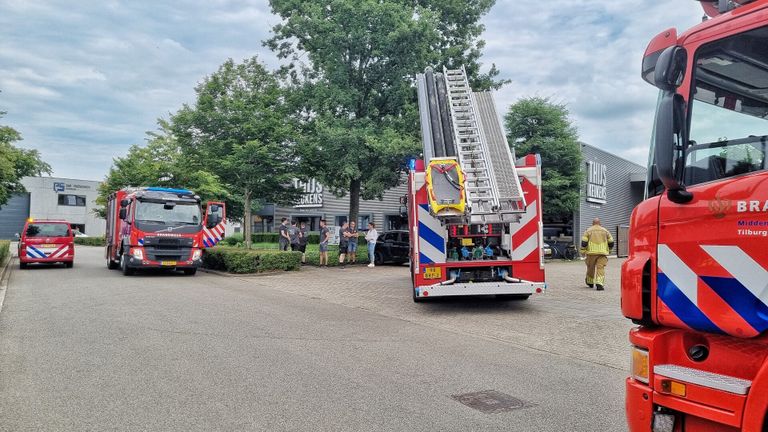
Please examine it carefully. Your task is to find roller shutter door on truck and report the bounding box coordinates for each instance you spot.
[0,193,31,240]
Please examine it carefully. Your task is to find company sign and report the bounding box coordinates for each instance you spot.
[293,179,324,208]
[53,181,92,192]
[586,161,607,204]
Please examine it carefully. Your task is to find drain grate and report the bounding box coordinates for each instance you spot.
[451,390,533,414]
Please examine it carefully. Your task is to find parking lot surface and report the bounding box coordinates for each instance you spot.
[0,246,630,431]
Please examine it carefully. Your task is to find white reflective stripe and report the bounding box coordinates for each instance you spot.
[419,236,445,264]
[512,234,538,261]
[702,245,768,305]
[417,205,445,237]
[654,364,752,395]
[511,200,537,230]
[658,244,698,304]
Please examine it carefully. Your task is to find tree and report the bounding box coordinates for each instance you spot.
[504,97,582,223]
[172,57,300,248]
[0,109,51,208]
[96,119,227,218]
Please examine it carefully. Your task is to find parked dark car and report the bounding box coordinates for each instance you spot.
[374,230,409,265]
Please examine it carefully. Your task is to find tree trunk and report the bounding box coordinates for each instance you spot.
[349,178,361,228]
[243,188,252,249]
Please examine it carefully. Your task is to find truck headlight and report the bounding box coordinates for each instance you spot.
[631,346,650,384]
[192,249,202,260]
[131,248,144,260]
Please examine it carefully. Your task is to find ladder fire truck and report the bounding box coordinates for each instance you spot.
[406,66,546,301]
[625,1,768,430]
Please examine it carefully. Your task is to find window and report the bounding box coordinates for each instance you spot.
[686,26,768,186]
[25,223,70,237]
[58,194,86,207]
[357,214,372,228]
[385,214,407,230]
[70,224,85,235]
[334,215,347,226]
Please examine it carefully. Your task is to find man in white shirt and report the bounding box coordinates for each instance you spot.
[365,222,379,268]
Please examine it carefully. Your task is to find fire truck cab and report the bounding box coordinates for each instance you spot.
[105,187,225,276]
[624,1,768,430]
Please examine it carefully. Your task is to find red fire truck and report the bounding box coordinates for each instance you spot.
[624,1,768,430]
[407,66,546,301]
[105,187,225,276]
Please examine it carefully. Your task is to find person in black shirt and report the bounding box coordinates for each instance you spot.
[278,218,290,251]
[319,219,330,267]
[338,221,349,267]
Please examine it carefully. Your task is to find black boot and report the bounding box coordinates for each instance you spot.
[596,284,604,291]
[586,279,594,288]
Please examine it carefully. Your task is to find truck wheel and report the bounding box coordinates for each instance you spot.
[19,262,27,270]
[496,294,530,301]
[65,262,73,269]
[183,268,197,276]
[107,258,118,270]
[120,254,134,276]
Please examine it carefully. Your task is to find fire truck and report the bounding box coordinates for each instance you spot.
[406,66,546,301]
[624,1,768,430]
[105,187,226,276]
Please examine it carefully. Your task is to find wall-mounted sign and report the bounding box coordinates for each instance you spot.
[53,181,92,192]
[293,179,324,208]
[586,161,607,204]
[53,182,65,192]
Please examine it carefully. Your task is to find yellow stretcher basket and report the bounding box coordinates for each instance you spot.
[425,159,466,216]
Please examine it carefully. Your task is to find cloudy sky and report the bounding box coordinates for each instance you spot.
[0,0,703,180]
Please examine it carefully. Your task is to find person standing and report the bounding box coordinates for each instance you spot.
[289,220,301,252]
[278,218,290,251]
[346,221,359,264]
[365,222,378,268]
[580,217,614,291]
[319,219,330,267]
[298,221,309,264]
[338,221,349,267]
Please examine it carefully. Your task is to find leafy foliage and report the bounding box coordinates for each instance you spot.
[0,109,51,208]
[266,0,502,224]
[96,120,227,218]
[202,247,301,273]
[504,97,583,222]
[0,240,9,265]
[173,57,301,247]
[74,236,106,246]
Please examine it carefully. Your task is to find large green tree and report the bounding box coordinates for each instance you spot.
[267,0,503,225]
[504,97,582,223]
[96,119,227,218]
[0,108,51,208]
[172,57,300,248]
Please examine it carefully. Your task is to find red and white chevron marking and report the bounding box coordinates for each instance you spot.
[203,222,226,247]
[510,168,542,262]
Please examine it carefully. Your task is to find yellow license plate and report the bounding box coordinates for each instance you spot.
[423,267,442,279]
[41,244,56,248]
[161,260,177,266]
[461,238,474,246]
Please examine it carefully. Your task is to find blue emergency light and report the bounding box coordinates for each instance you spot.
[145,187,193,195]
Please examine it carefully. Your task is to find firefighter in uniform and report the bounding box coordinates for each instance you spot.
[580,218,614,291]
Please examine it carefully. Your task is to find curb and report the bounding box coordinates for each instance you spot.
[0,249,14,316]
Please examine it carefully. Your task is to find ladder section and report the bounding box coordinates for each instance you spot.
[473,92,526,213]
[444,67,500,216]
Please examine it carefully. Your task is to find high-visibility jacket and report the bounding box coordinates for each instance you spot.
[581,225,614,256]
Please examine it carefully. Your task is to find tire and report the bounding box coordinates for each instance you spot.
[564,247,577,261]
[65,262,73,268]
[19,262,27,270]
[496,294,531,301]
[183,268,197,276]
[106,247,119,269]
[120,254,134,276]
[374,252,384,266]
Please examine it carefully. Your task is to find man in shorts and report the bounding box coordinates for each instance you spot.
[346,221,359,264]
[298,221,309,264]
[278,218,290,251]
[338,221,349,267]
[319,219,330,267]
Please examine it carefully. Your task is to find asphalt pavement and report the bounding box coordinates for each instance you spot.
[0,246,628,431]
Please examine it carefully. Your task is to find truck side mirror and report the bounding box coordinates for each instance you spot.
[120,199,130,208]
[654,91,693,204]
[119,208,127,220]
[653,46,687,91]
[14,233,19,239]
[206,214,221,229]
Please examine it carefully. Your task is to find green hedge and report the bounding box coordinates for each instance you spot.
[74,236,106,246]
[0,240,9,265]
[202,247,302,274]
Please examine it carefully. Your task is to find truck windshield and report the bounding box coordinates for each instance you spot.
[686,26,768,186]
[135,201,201,226]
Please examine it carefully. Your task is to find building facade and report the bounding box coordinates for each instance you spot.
[572,143,647,255]
[253,179,408,233]
[0,176,105,239]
